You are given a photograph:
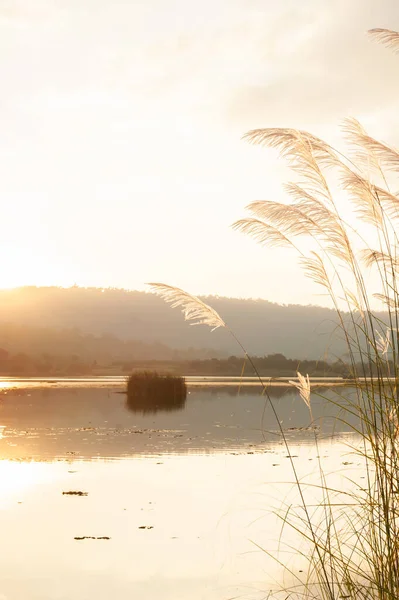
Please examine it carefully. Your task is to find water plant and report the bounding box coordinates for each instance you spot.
[126,370,187,413]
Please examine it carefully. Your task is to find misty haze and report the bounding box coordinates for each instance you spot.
[1,2,399,600]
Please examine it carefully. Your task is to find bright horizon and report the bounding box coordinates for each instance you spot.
[0,283,334,307]
[1,1,399,307]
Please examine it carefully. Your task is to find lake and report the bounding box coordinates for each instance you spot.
[0,378,364,600]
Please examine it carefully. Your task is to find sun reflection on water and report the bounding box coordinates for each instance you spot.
[0,460,60,504]
[0,382,17,390]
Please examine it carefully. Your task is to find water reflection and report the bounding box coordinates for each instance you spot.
[126,399,187,414]
[0,460,61,505]
[125,391,187,414]
[0,380,367,600]
[0,445,364,600]
[0,382,360,460]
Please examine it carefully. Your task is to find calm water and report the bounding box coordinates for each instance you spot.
[0,378,364,600]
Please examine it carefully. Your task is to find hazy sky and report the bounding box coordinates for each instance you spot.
[1,0,399,305]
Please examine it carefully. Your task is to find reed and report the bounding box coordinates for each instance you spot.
[126,371,187,413]
[148,27,399,600]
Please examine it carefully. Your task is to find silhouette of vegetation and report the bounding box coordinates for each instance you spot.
[0,346,386,377]
[176,353,349,377]
[0,347,351,376]
[126,371,187,414]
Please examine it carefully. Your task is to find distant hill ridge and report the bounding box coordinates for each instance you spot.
[0,286,361,359]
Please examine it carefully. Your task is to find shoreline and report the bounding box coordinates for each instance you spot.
[0,375,392,390]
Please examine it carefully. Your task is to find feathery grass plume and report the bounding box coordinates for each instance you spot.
[373,292,398,308]
[345,288,365,319]
[343,120,399,223]
[247,198,353,267]
[360,248,399,270]
[231,218,297,249]
[243,128,340,203]
[289,372,311,409]
[285,182,353,261]
[339,159,399,236]
[246,200,319,237]
[368,28,399,52]
[284,182,338,227]
[243,128,358,269]
[340,165,384,228]
[299,252,331,291]
[146,283,226,331]
[374,187,399,220]
[343,117,382,174]
[343,118,399,171]
[357,134,399,171]
[376,328,391,356]
[242,128,339,169]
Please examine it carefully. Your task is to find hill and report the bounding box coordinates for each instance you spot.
[0,286,357,360]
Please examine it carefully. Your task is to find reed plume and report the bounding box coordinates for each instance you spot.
[368,28,399,53]
[289,371,311,409]
[146,283,226,331]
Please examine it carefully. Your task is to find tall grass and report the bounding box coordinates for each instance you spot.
[148,28,399,600]
[126,371,187,413]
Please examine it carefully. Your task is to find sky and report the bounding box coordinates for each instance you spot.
[1,0,399,306]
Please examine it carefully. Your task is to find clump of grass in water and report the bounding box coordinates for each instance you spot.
[126,371,187,413]
[149,28,399,600]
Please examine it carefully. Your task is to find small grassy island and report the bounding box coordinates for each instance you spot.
[126,371,187,413]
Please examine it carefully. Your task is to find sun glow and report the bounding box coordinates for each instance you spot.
[0,382,19,391]
[0,460,60,505]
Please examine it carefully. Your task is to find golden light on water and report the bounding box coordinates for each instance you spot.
[0,460,59,503]
[0,382,17,391]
